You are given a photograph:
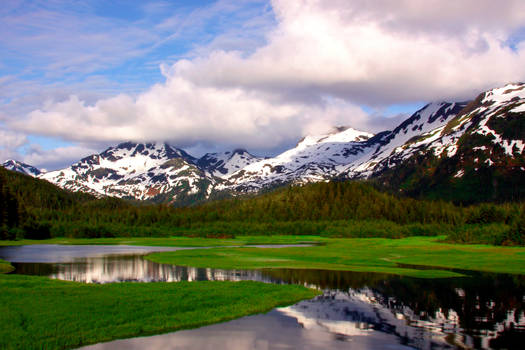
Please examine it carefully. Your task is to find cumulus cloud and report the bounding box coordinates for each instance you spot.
[0,128,27,162]
[22,144,100,170]
[10,0,525,155]
[16,84,367,150]
[176,0,525,104]
[0,125,98,169]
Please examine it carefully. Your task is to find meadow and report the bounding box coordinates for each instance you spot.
[2,235,525,349]
[145,236,525,278]
[0,273,318,350]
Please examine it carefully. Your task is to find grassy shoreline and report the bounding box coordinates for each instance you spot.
[0,235,321,247]
[0,259,14,273]
[1,235,524,349]
[145,236,525,278]
[0,237,321,350]
[0,275,319,350]
[2,235,525,277]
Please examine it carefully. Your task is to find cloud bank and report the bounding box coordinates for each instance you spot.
[9,0,525,158]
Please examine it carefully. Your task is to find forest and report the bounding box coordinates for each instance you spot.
[1,166,524,245]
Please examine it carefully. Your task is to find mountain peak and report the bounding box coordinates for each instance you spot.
[40,141,211,202]
[296,126,373,149]
[98,141,196,165]
[231,148,249,155]
[197,149,262,178]
[26,83,525,203]
[2,160,41,177]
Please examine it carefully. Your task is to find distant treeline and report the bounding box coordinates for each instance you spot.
[1,167,524,245]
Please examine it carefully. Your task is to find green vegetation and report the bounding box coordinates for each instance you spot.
[1,166,524,245]
[146,236,525,278]
[0,274,318,350]
[4,235,523,277]
[0,259,13,273]
[0,235,319,247]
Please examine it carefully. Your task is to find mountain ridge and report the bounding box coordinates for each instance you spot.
[3,83,524,204]
[2,159,42,177]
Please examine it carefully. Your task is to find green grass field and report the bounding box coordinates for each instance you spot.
[0,274,318,350]
[146,236,525,278]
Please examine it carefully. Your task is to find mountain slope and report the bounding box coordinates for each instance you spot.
[40,142,215,204]
[221,84,524,200]
[375,83,525,202]
[221,127,374,192]
[3,83,523,204]
[197,149,263,178]
[2,160,41,177]
[341,101,469,178]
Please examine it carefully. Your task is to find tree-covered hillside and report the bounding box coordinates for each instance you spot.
[0,167,94,239]
[1,167,523,245]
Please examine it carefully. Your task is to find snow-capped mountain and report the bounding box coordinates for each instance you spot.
[196,149,263,178]
[39,142,214,204]
[3,83,524,203]
[341,101,469,178]
[374,83,525,201]
[221,83,524,197]
[1,160,42,177]
[220,127,374,191]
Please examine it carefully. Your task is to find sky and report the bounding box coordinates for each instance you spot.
[1,0,525,170]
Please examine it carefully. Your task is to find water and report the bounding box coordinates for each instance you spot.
[1,245,524,349]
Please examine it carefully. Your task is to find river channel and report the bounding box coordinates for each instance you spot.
[0,244,524,349]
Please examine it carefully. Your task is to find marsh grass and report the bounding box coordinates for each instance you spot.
[146,236,525,278]
[0,259,13,273]
[0,275,318,350]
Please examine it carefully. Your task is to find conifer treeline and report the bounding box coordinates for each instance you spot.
[0,167,523,245]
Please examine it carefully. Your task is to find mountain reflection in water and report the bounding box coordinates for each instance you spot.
[265,269,525,349]
[2,245,524,349]
[12,255,277,284]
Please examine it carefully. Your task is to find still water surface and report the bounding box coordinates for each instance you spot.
[0,244,524,350]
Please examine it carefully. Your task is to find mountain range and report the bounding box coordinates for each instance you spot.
[3,83,525,204]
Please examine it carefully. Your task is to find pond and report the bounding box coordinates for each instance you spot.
[0,244,524,349]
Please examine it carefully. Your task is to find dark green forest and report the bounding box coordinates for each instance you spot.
[1,167,524,245]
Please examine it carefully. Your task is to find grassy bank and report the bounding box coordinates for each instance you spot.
[146,236,525,278]
[0,259,13,273]
[0,274,318,350]
[0,235,320,247]
[3,236,524,277]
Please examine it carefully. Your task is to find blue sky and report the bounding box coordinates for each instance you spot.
[1,0,524,169]
[1,0,273,109]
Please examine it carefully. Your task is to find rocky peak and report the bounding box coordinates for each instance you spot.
[1,160,42,177]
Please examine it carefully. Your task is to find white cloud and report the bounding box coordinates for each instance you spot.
[0,127,27,162]
[15,82,367,150]
[9,0,525,156]
[174,0,525,104]
[0,125,98,169]
[21,144,99,170]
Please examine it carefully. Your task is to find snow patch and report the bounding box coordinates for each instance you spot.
[511,103,525,113]
[453,169,465,178]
